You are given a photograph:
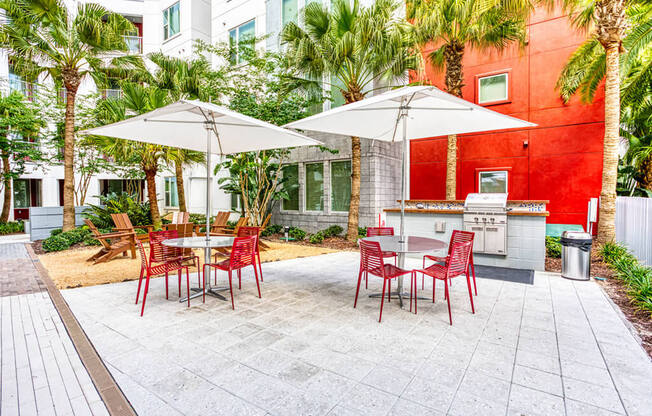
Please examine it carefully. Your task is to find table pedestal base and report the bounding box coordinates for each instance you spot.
[179,286,230,303]
[368,291,431,307]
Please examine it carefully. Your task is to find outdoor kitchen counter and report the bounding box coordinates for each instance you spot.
[384,199,547,271]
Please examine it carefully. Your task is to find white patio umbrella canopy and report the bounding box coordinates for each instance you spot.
[82,99,322,263]
[285,85,536,238]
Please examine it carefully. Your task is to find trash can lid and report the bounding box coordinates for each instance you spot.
[561,231,592,240]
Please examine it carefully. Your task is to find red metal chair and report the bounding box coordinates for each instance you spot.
[205,235,261,309]
[354,239,415,323]
[365,227,398,288]
[150,230,201,290]
[216,226,264,284]
[134,240,191,317]
[422,230,477,295]
[415,241,474,325]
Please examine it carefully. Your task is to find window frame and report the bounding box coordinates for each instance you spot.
[475,69,512,106]
[163,1,181,42]
[164,177,179,208]
[281,164,300,212]
[330,159,352,213]
[229,19,256,65]
[476,168,510,194]
[304,162,324,213]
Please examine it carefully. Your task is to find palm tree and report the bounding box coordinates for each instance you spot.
[89,83,170,228]
[282,0,420,241]
[407,0,529,200]
[143,52,208,213]
[555,0,639,243]
[0,0,139,231]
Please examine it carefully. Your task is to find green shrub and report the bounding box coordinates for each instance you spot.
[189,213,207,225]
[58,227,91,245]
[83,235,102,246]
[289,227,306,241]
[84,192,152,229]
[545,237,562,258]
[358,227,367,239]
[324,225,343,237]
[309,231,325,244]
[0,221,24,235]
[50,228,62,236]
[261,224,283,237]
[42,235,71,252]
[600,242,652,316]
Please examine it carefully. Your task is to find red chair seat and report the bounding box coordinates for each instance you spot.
[369,264,410,279]
[148,260,185,276]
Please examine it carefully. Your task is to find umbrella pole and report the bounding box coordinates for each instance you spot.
[399,108,408,243]
[205,124,212,258]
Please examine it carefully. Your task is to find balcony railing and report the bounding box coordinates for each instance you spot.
[9,79,36,102]
[100,89,123,99]
[123,35,143,53]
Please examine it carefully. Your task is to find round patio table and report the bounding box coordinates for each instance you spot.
[361,235,447,307]
[162,236,234,303]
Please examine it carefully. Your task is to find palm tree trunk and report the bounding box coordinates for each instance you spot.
[640,156,652,191]
[597,43,620,244]
[62,78,79,231]
[175,161,187,212]
[444,43,464,200]
[1,153,11,222]
[144,168,162,229]
[346,136,361,241]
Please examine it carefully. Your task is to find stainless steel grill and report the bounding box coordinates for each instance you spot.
[463,193,508,255]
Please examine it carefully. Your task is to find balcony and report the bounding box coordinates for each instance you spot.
[123,35,143,53]
[100,89,123,99]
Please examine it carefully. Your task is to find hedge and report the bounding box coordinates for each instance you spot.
[600,242,652,316]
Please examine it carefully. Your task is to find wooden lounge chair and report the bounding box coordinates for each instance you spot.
[164,223,197,265]
[84,219,136,264]
[211,216,248,236]
[111,213,151,242]
[194,211,231,236]
[170,211,190,224]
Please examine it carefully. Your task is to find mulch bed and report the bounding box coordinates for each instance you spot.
[546,247,652,358]
[265,235,359,251]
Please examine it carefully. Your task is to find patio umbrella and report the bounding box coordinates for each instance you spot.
[285,85,536,239]
[82,100,322,265]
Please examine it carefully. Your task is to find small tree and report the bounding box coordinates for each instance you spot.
[0,92,45,222]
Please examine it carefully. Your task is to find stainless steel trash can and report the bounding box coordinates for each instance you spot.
[560,231,592,280]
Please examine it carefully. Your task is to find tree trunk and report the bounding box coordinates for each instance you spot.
[640,156,652,191]
[1,154,11,222]
[445,135,457,200]
[62,73,80,231]
[597,43,620,244]
[175,160,187,212]
[346,136,361,241]
[444,43,464,200]
[144,168,162,229]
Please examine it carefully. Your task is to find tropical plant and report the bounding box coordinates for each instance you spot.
[83,192,152,229]
[408,0,529,200]
[282,0,420,241]
[600,241,652,316]
[0,0,141,231]
[0,91,45,222]
[87,83,170,228]
[0,221,24,235]
[555,0,645,243]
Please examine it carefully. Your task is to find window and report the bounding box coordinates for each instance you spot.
[13,179,30,208]
[231,193,243,213]
[163,2,180,41]
[282,0,298,27]
[479,170,508,193]
[478,73,508,104]
[305,163,324,211]
[282,164,299,211]
[331,160,351,212]
[229,19,255,64]
[165,177,179,207]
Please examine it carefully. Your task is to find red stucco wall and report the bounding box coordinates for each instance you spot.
[410,7,605,226]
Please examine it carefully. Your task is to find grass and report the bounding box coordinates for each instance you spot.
[600,242,652,317]
[39,241,341,289]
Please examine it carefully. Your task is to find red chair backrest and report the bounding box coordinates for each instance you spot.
[446,241,473,278]
[237,226,260,238]
[448,230,474,255]
[359,239,385,275]
[229,235,257,269]
[148,230,179,263]
[136,240,149,271]
[366,227,394,237]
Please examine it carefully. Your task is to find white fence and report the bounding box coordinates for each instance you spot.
[616,197,652,265]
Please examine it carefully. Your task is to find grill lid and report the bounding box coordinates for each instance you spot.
[464,193,508,209]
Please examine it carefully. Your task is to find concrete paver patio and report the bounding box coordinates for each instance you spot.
[62,252,652,416]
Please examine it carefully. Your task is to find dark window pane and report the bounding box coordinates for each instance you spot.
[282,164,299,211]
[305,163,323,211]
[331,160,351,212]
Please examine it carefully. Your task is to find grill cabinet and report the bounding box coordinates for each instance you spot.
[463,193,508,255]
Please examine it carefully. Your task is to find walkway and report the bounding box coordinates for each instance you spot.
[62,252,652,416]
[0,243,108,416]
